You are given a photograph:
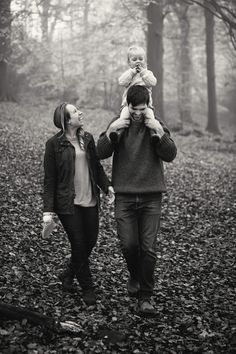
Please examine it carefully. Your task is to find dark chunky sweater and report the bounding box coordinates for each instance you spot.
[97,118,177,194]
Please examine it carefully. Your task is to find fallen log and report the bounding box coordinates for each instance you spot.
[0,303,82,334]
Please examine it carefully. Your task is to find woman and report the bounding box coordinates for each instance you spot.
[43,102,113,306]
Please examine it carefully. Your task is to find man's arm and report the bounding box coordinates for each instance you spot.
[144,109,177,162]
[97,116,130,159]
[153,128,177,162]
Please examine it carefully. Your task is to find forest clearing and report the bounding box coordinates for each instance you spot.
[0,0,236,352]
[0,99,235,353]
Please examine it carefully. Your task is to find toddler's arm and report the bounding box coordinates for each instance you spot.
[118,68,137,87]
[140,69,157,87]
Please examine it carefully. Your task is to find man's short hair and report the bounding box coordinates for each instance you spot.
[126,85,150,106]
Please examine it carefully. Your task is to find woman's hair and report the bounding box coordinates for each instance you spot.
[126,85,150,106]
[53,102,71,132]
[53,102,85,150]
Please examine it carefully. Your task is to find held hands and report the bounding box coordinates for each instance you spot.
[144,108,165,139]
[107,185,115,204]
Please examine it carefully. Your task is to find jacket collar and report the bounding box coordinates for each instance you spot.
[57,130,92,150]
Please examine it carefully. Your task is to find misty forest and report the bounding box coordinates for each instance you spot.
[0,0,235,353]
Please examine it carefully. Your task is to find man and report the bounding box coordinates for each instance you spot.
[97,85,177,315]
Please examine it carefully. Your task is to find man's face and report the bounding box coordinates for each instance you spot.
[128,103,147,120]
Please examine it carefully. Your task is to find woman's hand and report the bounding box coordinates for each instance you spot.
[43,212,55,224]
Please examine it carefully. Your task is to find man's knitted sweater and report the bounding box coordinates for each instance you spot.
[97,117,177,194]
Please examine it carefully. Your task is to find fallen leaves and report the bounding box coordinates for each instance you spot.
[0,101,235,353]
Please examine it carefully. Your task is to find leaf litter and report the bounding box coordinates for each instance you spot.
[0,101,235,353]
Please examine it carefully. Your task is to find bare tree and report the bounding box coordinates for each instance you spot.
[173,2,192,123]
[205,0,220,134]
[183,0,236,49]
[147,0,164,119]
[0,0,13,101]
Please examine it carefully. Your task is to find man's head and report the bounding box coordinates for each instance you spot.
[126,85,150,120]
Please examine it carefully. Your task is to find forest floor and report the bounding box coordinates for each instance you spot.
[0,99,235,354]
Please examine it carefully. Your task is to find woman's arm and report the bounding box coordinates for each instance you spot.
[43,140,57,212]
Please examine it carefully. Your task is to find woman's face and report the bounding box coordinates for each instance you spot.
[66,104,83,129]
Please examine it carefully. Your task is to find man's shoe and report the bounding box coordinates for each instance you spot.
[127,278,140,297]
[82,288,97,306]
[138,299,156,316]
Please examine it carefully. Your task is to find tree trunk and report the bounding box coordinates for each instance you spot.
[204,1,220,134]
[0,0,13,101]
[176,4,192,123]
[41,0,51,42]
[147,0,164,120]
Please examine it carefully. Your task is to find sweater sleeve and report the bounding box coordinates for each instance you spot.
[90,135,111,193]
[96,132,115,160]
[153,124,177,162]
[118,69,136,87]
[43,140,57,212]
[140,69,157,87]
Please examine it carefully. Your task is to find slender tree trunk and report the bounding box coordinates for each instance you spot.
[41,0,50,42]
[204,1,220,134]
[176,5,192,123]
[0,0,13,101]
[147,0,164,120]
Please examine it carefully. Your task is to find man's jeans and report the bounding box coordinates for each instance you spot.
[58,205,98,290]
[115,193,162,299]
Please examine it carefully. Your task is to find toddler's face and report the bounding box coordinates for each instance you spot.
[128,50,146,69]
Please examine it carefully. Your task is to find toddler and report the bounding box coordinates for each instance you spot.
[110,45,158,142]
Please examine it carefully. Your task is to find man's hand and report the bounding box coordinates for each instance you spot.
[106,109,130,138]
[144,108,165,138]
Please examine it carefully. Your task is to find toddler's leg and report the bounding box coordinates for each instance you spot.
[109,106,130,143]
[147,107,160,143]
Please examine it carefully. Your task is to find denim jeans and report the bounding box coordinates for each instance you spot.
[58,205,98,289]
[115,193,162,299]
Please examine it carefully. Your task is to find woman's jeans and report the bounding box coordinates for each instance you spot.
[58,205,98,290]
[115,193,162,299]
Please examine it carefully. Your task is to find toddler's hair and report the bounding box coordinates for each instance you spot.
[127,45,146,61]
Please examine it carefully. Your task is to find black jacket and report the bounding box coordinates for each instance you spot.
[43,130,110,214]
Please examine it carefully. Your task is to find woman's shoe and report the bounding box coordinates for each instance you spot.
[82,288,97,306]
[127,277,140,297]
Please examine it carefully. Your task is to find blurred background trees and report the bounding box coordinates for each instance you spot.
[0,0,235,134]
